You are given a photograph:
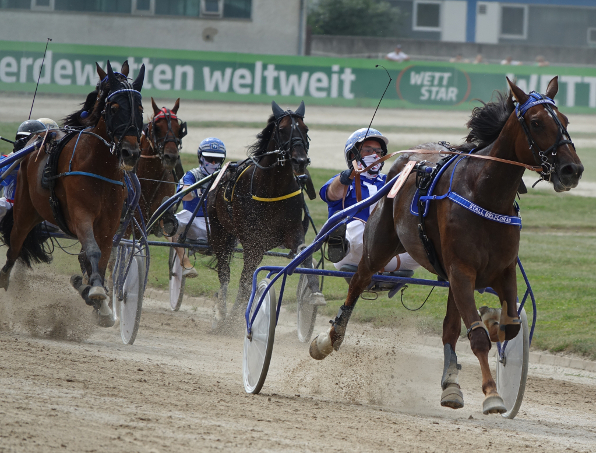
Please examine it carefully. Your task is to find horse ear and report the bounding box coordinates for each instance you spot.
[96,62,106,83]
[106,60,117,87]
[295,100,305,117]
[133,64,145,92]
[506,76,528,106]
[151,97,160,116]
[121,60,130,77]
[172,98,180,114]
[271,101,285,120]
[545,76,558,100]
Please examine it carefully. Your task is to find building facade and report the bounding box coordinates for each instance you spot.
[389,0,596,47]
[0,0,308,55]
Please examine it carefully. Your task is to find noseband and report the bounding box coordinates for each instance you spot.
[515,92,575,181]
[149,107,187,159]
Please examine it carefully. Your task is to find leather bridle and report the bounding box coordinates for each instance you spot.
[515,92,575,182]
[147,107,187,161]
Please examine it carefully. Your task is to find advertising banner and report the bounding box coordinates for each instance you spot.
[1,40,596,113]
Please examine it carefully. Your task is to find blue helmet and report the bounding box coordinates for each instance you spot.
[198,137,226,160]
[344,128,388,169]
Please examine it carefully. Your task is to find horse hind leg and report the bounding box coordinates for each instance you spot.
[211,231,235,331]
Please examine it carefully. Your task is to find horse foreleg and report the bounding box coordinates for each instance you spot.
[231,247,264,320]
[491,263,522,342]
[440,289,464,409]
[211,230,235,330]
[76,225,106,303]
[450,273,506,415]
[311,201,401,360]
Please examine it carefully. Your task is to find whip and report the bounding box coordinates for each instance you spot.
[28,37,52,120]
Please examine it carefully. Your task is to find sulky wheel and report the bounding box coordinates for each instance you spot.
[495,305,529,419]
[119,255,145,345]
[243,278,277,394]
[296,264,318,343]
[169,248,186,311]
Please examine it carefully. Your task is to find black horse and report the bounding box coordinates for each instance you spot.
[207,101,323,329]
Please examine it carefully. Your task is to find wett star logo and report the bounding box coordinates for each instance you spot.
[396,65,471,106]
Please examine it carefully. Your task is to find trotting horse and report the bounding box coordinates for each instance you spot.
[207,101,324,330]
[135,98,186,235]
[310,77,583,414]
[0,60,145,325]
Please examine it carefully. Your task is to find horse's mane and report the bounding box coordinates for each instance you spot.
[458,90,515,151]
[61,73,129,128]
[247,114,276,157]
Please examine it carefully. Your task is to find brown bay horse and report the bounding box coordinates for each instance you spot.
[207,101,323,330]
[0,60,145,325]
[135,98,186,234]
[310,77,583,414]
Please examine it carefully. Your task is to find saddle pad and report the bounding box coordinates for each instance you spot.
[410,155,458,218]
[41,131,78,190]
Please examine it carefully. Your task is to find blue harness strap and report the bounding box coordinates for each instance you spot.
[412,153,522,229]
[57,171,124,186]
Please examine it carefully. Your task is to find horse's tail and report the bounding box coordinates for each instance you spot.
[0,209,52,267]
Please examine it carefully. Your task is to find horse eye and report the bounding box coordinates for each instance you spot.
[111,104,119,113]
[531,120,539,128]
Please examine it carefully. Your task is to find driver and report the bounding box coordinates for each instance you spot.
[0,119,54,222]
[168,137,226,278]
[320,128,420,273]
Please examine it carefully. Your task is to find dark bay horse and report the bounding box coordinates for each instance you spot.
[0,60,145,324]
[310,77,583,414]
[136,98,186,234]
[208,101,323,330]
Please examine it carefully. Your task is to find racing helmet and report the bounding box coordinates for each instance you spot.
[14,119,47,152]
[198,137,226,174]
[344,128,388,170]
[36,118,60,130]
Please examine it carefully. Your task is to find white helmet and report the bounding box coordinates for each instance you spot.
[36,118,60,130]
[344,127,388,170]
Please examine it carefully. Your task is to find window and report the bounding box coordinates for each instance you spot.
[201,0,222,17]
[413,1,441,31]
[500,4,527,39]
[224,0,250,18]
[588,28,596,45]
[55,0,132,14]
[31,0,53,10]
[0,0,31,8]
[0,0,250,17]
[132,0,154,15]
[478,4,486,15]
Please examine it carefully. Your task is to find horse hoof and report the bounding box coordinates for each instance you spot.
[94,310,116,328]
[0,270,10,291]
[70,275,83,291]
[440,384,464,409]
[482,394,507,415]
[88,286,107,301]
[310,292,327,306]
[309,328,333,360]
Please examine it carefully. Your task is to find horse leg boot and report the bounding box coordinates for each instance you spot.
[0,261,15,291]
[440,290,464,409]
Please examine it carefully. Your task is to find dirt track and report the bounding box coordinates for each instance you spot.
[2,265,596,452]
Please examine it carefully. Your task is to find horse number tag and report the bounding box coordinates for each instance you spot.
[388,160,416,199]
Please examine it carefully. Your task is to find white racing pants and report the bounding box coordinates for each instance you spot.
[333,220,420,272]
[0,198,13,223]
[175,210,209,242]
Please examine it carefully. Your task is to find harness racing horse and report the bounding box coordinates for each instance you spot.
[208,101,323,330]
[136,98,186,235]
[310,77,583,414]
[0,60,145,325]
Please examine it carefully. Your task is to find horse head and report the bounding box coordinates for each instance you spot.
[271,100,310,175]
[149,97,186,171]
[96,60,145,171]
[507,77,583,192]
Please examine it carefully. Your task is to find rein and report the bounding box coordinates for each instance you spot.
[346,148,543,202]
